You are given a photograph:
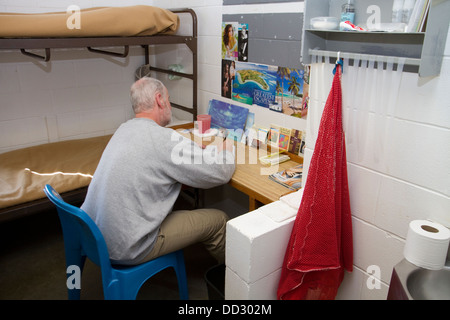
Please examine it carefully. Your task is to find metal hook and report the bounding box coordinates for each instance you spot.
[333,51,344,75]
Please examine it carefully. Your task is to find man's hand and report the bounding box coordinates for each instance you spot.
[218,137,234,154]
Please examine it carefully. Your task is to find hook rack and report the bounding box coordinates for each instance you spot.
[309,49,420,67]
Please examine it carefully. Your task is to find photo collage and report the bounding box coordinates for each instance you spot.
[221,22,309,119]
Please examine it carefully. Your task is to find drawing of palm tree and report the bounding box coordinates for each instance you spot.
[276,67,291,109]
[287,76,301,109]
[275,80,282,104]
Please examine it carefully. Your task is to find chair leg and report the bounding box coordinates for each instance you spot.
[174,250,189,300]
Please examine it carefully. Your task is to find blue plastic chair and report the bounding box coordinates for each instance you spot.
[43,184,189,300]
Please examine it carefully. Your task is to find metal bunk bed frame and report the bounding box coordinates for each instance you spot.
[0,8,198,222]
[0,8,197,120]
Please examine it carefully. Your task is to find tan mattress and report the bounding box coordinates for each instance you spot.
[0,5,179,38]
[0,135,111,209]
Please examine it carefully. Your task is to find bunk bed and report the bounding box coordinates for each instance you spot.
[0,6,198,223]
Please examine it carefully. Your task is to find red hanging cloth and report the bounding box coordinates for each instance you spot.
[277,65,353,300]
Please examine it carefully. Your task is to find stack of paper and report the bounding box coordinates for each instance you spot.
[259,153,290,166]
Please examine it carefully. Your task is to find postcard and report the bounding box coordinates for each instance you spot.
[208,99,249,141]
[278,127,291,151]
[232,62,277,106]
[288,129,303,155]
[238,23,248,62]
[222,22,239,60]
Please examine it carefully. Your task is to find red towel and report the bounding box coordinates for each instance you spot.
[277,65,353,300]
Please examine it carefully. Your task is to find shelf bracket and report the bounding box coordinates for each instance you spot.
[20,48,51,62]
[87,45,129,58]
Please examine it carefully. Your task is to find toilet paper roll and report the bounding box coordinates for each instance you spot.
[403,220,450,270]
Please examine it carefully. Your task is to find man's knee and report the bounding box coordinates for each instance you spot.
[212,208,229,221]
[207,209,229,231]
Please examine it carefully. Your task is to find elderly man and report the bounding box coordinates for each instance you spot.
[81,77,235,265]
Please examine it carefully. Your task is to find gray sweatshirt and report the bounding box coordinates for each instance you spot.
[81,118,235,265]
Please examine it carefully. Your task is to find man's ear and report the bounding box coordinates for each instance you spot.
[155,92,164,109]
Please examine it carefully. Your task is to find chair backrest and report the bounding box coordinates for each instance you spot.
[43,184,112,270]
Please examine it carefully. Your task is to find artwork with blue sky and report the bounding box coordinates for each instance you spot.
[207,99,250,141]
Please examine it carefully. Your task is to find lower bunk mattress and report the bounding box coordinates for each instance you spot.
[0,119,193,222]
[0,135,112,217]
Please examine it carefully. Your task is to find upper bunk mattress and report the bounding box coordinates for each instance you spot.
[0,5,179,38]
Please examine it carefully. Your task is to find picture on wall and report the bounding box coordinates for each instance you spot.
[238,23,248,62]
[301,65,310,119]
[221,59,235,99]
[222,22,248,62]
[272,67,307,119]
[220,19,309,119]
[222,22,238,60]
[231,61,277,106]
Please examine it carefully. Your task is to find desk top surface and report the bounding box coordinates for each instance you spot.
[172,123,303,206]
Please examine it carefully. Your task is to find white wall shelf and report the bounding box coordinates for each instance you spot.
[301,0,450,77]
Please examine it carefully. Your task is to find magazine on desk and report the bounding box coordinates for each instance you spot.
[269,164,303,191]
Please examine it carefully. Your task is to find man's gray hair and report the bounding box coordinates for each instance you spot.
[130,77,167,114]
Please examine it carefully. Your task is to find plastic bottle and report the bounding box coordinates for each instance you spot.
[392,0,404,23]
[340,0,355,26]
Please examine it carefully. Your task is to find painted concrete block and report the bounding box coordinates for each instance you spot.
[225,266,282,300]
[226,202,295,283]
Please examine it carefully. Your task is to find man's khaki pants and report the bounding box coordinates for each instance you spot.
[139,208,229,264]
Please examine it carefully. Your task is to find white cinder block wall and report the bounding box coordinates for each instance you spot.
[0,0,144,152]
[303,32,450,299]
[0,0,305,153]
[1,0,449,300]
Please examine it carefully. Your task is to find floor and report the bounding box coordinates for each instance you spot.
[0,196,222,300]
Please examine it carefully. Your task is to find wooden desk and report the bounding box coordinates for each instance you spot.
[231,145,302,211]
[173,123,303,211]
